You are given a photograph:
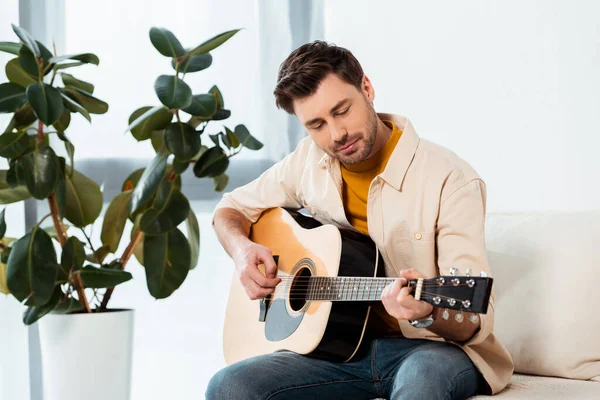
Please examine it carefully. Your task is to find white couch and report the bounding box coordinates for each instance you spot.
[470,211,600,398]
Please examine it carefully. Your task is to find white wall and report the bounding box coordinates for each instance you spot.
[324,0,600,213]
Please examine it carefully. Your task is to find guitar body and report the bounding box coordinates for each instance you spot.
[223,207,383,365]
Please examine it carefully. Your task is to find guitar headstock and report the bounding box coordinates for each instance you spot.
[409,268,493,314]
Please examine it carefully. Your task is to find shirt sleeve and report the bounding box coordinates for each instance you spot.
[435,178,495,345]
[212,139,309,224]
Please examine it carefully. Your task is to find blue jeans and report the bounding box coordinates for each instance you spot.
[206,336,490,399]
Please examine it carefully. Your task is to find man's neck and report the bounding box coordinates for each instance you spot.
[366,118,393,159]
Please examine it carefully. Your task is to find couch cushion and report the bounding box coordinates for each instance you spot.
[484,212,600,380]
[470,374,600,399]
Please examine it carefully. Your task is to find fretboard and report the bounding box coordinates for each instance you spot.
[306,277,397,301]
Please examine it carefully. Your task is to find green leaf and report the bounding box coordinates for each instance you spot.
[48,53,99,65]
[59,90,91,123]
[213,173,229,192]
[0,208,5,240]
[185,210,200,269]
[0,82,27,113]
[21,147,59,199]
[6,159,27,188]
[5,58,36,88]
[0,130,30,158]
[172,158,189,174]
[13,106,37,129]
[64,168,103,227]
[151,129,166,153]
[54,157,67,217]
[149,27,185,58]
[60,73,94,94]
[209,85,224,109]
[235,124,263,150]
[154,75,192,109]
[223,126,240,148]
[64,88,108,115]
[127,105,172,141]
[12,24,40,57]
[19,41,53,77]
[27,83,65,126]
[76,265,132,288]
[193,146,229,178]
[139,179,190,236]
[187,29,240,57]
[209,133,221,148]
[53,296,83,314]
[91,244,111,264]
[6,225,58,306]
[0,41,21,55]
[132,227,144,265]
[22,286,62,325]
[172,53,212,74]
[54,110,71,133]
[210,108,231,121]
[101,190,132,253]
[60,236,86,280]
[143,228,190,299]
[55,61,84,70]
[182,94,216,117]
[164,122,201,161]
[129,151,168,215]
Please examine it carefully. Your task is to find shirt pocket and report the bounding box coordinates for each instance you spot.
[390,229,436,273]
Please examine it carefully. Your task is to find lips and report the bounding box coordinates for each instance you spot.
[337,139,358,153]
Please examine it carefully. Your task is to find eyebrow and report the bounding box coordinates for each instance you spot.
[304,98,351,127]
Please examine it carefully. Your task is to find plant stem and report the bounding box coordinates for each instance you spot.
[99,228,144,311]
[48,193,92,313]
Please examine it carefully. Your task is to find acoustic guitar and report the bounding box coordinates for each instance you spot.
[223,207,493,365]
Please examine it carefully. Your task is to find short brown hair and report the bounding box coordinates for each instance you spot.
[274,40,364,115]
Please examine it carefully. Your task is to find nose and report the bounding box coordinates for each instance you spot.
[330,122,347,143]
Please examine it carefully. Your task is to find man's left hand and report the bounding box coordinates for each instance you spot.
[381,269,434,320]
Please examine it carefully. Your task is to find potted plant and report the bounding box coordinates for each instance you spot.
[0,24,262,400]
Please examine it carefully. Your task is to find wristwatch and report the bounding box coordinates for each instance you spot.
[410,313,434,328]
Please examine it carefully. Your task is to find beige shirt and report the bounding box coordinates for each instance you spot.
[213,113,514,394]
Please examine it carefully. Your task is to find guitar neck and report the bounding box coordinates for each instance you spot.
[305,276,398,302]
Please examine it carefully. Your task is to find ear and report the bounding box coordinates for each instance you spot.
[362,74,375,103]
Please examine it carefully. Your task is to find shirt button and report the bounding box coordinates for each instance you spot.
[414,232,422,240]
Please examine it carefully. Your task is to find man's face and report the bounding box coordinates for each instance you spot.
[293,73,378,164]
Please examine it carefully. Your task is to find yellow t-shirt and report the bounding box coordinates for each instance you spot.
[341,120,402,236]
[341,120,404,335]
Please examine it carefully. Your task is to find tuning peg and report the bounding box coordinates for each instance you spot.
[466,268,472,277]
[469,314,480,324]
[450,267,458,276]
[480,271,488,277]
[442,309,450,320]
[455,312,464,323]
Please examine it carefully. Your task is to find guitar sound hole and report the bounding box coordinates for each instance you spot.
[289,267,312,312]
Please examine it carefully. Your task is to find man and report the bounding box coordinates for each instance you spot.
[207,41,513,399]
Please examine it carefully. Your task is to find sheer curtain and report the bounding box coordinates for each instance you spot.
[0,3,31,400]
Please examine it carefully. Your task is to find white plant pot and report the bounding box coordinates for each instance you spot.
[37,309,134,400]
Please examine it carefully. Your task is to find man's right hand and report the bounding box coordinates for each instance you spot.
[233,241,282,300]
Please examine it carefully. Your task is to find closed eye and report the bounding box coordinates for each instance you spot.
[335,108,350,117]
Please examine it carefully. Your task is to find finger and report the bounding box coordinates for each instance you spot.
[399,269,425,280]
[397,286,421,309]
[245,277,274,300]
[390,278,407,297]
[247,265,281,288]
[258,248,278,279]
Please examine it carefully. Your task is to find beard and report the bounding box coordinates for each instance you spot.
[333,102,378,165]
